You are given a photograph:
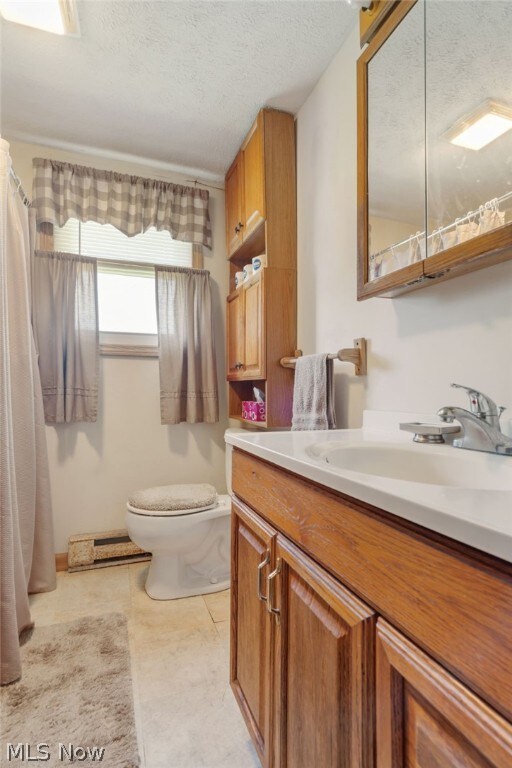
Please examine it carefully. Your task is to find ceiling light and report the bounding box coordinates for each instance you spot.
[444,100,512,151]
[0,0,80,36]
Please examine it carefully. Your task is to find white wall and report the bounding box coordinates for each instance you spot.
[9,140,228,552]
[296,25,512,430]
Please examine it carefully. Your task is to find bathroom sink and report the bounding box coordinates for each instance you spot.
[306,442,512,491]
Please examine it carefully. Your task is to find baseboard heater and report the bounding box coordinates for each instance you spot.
[68,529,151,572]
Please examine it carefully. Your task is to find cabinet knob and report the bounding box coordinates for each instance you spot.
[235,225,240,234]
[234,361,244,369]
[238,221,244,229]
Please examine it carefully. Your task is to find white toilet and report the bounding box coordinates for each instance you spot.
[126,440,236,600]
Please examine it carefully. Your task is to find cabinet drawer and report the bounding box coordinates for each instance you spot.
[232,449,512,721]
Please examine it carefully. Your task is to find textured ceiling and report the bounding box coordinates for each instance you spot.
[369,0,512,227]
[1,0,355,177]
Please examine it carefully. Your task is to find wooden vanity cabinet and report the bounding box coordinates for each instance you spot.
[231,498,375,768]
[231,501,275,765]
[230,449,512,768]
[376,620,512,768]
[272,535,375,768]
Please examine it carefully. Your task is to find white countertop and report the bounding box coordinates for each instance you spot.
[225,411,512,564]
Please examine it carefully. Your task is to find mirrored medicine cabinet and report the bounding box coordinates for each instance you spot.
[357,0,512,299]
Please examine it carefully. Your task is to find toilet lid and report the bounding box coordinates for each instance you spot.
[127,483,217,516]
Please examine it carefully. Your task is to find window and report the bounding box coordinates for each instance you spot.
[53,219,193,348]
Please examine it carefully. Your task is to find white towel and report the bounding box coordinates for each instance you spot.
[291,353,336,431]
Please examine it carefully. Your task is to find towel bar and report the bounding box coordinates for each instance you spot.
[280,338,367,376]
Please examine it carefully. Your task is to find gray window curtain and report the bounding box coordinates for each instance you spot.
[1,139,56,686]
[32,158,212,249]
[32,251,99,423]
[156,266,218,425]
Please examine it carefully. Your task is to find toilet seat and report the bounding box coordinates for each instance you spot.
[127,482,218,517]
[127,501,217,517]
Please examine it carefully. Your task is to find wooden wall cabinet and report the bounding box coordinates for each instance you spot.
[225,154,244,256]
[225,112,266,259]
[226,288,245,378]
[230,449,512,768]
[358,0,512,299]
[227,275,265,381]
[225,108,297,427]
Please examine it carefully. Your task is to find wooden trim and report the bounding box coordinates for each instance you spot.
[423,222,512,276]
[100,343,159,358]
[192,243,204,269]
[357,0,420,301]
[359,0,399,47]
[55,552,68,572]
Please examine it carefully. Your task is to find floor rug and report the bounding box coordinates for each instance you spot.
[0,614,140,767]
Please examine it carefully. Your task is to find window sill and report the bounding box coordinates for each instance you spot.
[100,343,159,358]
[99,332,158,358]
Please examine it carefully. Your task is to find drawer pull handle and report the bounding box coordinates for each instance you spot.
[267,558,282,624]
[257,550,271,602]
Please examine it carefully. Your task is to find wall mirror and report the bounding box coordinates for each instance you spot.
[358,0,512,299]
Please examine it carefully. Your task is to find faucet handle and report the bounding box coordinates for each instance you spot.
[450,383,499,420]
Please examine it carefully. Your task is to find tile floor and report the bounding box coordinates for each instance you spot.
[29,563,260,768]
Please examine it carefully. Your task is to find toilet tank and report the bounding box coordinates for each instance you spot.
[224,428,245,496]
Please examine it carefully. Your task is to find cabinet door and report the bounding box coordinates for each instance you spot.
[231,500,276,767]
[242,276,265,379]
[225,153,244,257]
[272,535,375,768]
[226,290,245,380]
[376,619,512,768]
[242,114,265,241]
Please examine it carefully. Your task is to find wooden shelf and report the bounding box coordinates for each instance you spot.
[228,221,266,266]
[229,414,268,429]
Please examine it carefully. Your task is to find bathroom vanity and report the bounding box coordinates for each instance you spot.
[226,419,512,767]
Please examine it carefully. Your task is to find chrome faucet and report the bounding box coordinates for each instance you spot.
[438,384,512,456]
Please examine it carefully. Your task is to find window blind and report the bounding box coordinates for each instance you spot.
[53,219,193,271]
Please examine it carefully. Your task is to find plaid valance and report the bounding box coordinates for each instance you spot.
[32,158,212,249]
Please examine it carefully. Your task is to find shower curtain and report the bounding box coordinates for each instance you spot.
[0,138,56,686]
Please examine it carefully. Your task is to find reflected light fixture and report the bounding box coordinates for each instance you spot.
[444,100,512,151]
[346,0,374,10]
[0,0,80,36]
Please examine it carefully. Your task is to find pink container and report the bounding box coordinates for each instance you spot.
[242,401,266,422]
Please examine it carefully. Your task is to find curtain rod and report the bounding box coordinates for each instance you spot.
[9,166,31,207]
[185,178,224,192]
